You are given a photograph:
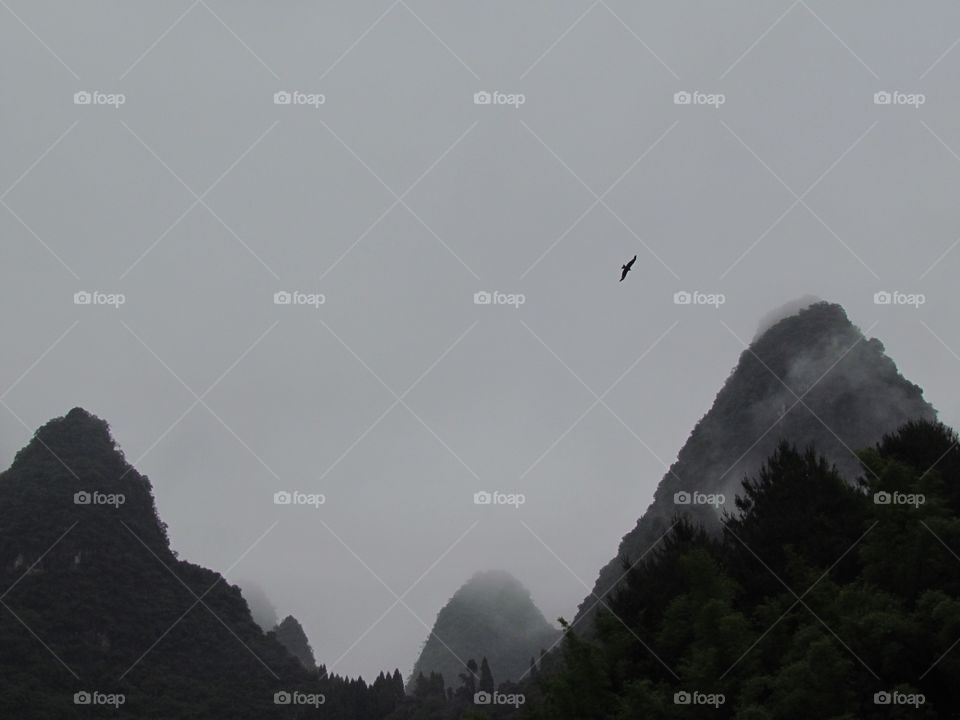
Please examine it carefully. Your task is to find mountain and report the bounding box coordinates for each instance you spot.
[0,408,403,719]
[574,301,937,632]
[527,419,960,718]
[238,579,280,631]
[272,615,317,671]
[406,569,559,692]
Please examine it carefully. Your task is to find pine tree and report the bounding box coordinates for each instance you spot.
[456,658,478,701]
[479,656,494,694]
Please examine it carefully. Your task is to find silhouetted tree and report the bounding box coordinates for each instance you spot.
[479,657,494,694]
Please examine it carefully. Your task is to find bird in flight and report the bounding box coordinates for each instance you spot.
[620,254,637,282]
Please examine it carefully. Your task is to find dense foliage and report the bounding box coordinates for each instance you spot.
[523,420,960,719]
[5,405,959,717]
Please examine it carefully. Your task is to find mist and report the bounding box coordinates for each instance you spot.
[3,1,960,681]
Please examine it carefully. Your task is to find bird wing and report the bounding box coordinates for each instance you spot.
[620,267,628,281]
[626,255,637,269]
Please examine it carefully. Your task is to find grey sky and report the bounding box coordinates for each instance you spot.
[2,0,960,680]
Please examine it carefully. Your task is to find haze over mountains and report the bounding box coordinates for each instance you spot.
[0,408,404,718]
[5,0,960,692]
[238,580,280,631]
[575,301,937,632]
[0,300,950,717]
[406,570,559,691]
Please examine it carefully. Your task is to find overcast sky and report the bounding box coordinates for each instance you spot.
[3,0,960,681]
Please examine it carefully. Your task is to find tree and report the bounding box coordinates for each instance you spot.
[518,420,960,718]
[479,657,495,694]
[456,659,478,702]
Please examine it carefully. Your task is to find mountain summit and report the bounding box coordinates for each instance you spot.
[575,301,936,631]
[0,408,403,718]
[407,569,559,691]
[272,615,318,671]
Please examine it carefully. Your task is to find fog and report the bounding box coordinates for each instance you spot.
[2,0,960,680]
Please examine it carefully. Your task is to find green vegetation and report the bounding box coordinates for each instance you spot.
[3,343,958,717]
[524,420,960,719]
[374,419,960,719]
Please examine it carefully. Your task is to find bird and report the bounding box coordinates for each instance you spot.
[620,254,636,282]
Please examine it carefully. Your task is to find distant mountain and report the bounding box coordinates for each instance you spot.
[0,408,402,718]
[574,301,937,632]
[272,615,317,671]
[407,570,559,692]
[238,579,280,632]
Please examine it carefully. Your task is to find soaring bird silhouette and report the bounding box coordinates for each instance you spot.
[620,254,637,282]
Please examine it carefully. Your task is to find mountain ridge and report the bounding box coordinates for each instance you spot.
[574,301,937,631]
[0,407,403,718]
[406,569,559,692]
